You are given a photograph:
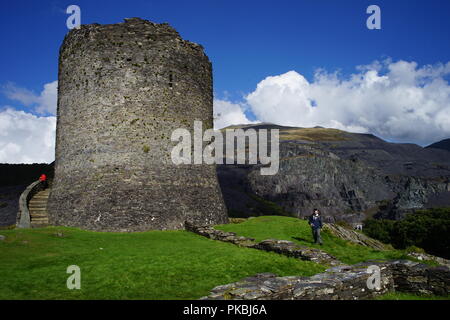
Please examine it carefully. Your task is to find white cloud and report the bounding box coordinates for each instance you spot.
[213,99,255,129]
[244,60,450,145]
[0,108,56,163]
[3,81,58,115]
[2,59,449,165]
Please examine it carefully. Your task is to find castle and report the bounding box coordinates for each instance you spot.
[47,18,228,231]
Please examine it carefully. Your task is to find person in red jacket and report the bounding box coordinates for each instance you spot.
[39,174,47,188]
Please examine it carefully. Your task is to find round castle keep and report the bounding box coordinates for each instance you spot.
[48,18,228,231]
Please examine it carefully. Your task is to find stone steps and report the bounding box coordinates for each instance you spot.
[28,189,50,228]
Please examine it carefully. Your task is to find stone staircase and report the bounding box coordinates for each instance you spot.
[28,188,50,227]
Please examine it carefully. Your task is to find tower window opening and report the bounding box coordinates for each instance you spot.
[169,72,173,88]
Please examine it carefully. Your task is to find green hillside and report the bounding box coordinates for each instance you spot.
[0,216,444,300]
[216,216,412,265]
[0,225,324,300]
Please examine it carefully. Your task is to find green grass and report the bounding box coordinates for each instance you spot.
[1,216,444,300]
[279,127,349,141]
[375,292,450,300]
[0,226,325,300]
[216,216,413,265]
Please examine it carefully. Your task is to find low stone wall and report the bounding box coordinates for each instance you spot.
[406,252,450,269]
[201,260,450,300]
[185,221,342,266]
[390,261,450,296]
[253,239,342,266]
[185,221,256,247]
[185,222,449,300]
[16,180,44,229]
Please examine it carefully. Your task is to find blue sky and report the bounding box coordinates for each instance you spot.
[1,0,450,162]
[2,0,450,103]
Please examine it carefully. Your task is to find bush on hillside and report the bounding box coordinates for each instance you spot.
[363,208,450,259]
[363,218,395,244]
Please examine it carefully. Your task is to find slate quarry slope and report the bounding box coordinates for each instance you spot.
[217,125,450,222]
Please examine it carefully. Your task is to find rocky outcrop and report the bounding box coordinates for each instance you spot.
[201,260,450,300]
[406,252,450,269]
[185,222,342,266]
[323,223,387,250]
[246,142,392,222]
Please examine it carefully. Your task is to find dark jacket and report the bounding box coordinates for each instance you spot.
[308,214,322,229]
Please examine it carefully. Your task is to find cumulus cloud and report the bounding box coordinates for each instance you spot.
[3,81,58,115]
[2,59,449,165]
[244,60,450,145]
[213,99,255,129]
[0,108,56,163]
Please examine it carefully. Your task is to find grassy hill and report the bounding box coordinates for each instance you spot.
[0,224,324,300]
[0,216,444,300]
[278,127,350,141]
[216,216,412,265]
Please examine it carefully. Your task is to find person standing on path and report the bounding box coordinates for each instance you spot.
[308,209,323,245]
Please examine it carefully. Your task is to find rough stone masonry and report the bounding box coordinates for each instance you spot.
[48,18,228,231]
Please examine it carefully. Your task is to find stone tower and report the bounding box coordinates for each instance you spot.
[48,18,228,231]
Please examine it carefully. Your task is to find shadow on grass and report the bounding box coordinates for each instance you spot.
[291,236,311,243]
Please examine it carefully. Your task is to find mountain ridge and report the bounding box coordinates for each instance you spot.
[426,138,450,152]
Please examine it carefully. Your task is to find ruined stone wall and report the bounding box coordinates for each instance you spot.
[48,18,228,231]
[201,260,450,300]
